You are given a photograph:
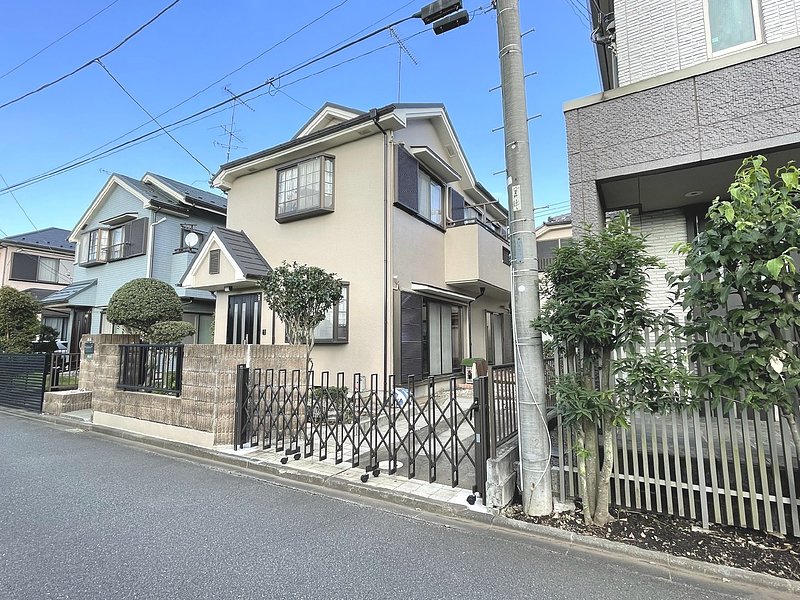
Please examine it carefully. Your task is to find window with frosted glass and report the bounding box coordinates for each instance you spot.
[313,284,349,343]
[707,0,758,53]
[276,156,335,221]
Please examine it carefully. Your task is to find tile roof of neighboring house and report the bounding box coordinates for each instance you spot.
[115,173,177,206]
[145,173,227,211]
[544,213,571,226]
[41,280,97,305]
[0,227,75,252]
[213,227,272,278]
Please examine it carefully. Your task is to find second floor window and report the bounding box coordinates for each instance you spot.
[82,217,147,265]
[418,170,444,226]
[10,253,71,284]
[276,156,334,222]
[706,0,760,54]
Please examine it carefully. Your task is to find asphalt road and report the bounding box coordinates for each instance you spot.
[0,410,780,600]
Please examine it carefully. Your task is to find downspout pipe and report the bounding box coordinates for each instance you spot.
[371,108,390,390]
[145,209,167,278]
[467,286,486,358]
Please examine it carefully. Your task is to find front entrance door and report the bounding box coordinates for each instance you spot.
[70,309,92,353]
[227,293,261,344]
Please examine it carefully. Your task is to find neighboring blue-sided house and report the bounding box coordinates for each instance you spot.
[43,173,226,351]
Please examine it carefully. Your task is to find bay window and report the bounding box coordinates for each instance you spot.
[276,155,335,222]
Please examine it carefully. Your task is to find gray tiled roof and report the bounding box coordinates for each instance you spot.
[545,213,572,226]
[115,174,177,206]
[213,228,271,279]
[146,173,227,211]
[1,227,74,252]
[41,280,97,305]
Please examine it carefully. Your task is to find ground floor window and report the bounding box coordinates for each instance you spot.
[485,310,510,365]
[314,284,349,343]
[400,292,463,380]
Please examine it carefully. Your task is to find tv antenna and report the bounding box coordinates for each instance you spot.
[214,85,255,162]
[389,27,418,103]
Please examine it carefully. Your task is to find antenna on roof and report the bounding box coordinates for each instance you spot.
[389,27,418,103]
[214,85,255,162]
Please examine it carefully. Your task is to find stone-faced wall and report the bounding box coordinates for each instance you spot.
[79,335,305,445]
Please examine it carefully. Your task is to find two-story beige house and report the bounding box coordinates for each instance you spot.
[0,227,75,339]
[181,102,512,381]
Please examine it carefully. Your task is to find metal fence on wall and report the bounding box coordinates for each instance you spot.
[118,344,183,396]
[0,353,47,412]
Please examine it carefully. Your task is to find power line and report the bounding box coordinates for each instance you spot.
[96,59,212,175]
[0,173,37,229]
[0,20,431,196]
[0,0,122,82]
[0,0,354,202]
[0,226,7,237]
[275,88,315,113]
[0,0,182,111]
[562,0,591,28]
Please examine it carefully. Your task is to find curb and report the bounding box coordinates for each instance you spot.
[17,409,800,595]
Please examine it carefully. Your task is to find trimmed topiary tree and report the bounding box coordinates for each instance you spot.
[148,321,196,344]
[0,286,42,353]
[107,278,183,340]
[257,261,343,370]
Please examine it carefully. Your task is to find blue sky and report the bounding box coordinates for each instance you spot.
[0,0,600,237]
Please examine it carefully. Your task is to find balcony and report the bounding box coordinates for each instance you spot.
[444,220,510,293]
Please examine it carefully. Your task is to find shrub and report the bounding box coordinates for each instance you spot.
[148,321,196,344]
[106,278,182,339]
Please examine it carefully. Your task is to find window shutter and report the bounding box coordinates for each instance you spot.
[10,253,38,281]
[209,249,221,275]
[400,292,424,381]
[450,189,465,222]
[396,146,419,213]
[123,218,147,258]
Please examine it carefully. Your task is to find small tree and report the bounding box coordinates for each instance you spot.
[671,156,800,452]
[0,286,41,353]
[257,261,342,370]
[107,278,183,340]
[536,213,687,526]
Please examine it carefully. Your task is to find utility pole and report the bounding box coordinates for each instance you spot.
[495,0,552,516]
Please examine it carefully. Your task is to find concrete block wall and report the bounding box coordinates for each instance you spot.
[78,336,305,446]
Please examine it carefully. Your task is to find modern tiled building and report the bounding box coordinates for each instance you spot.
[565,0,800,311]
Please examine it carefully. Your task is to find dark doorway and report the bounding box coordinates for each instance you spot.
[227,293,262,344]
[69,309,92,353]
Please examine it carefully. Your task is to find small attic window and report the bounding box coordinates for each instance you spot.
[209,249,220,275]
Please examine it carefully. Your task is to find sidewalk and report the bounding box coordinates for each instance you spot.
[28,407,800,597]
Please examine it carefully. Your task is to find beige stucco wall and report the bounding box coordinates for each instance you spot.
[224,134,387,376]
[189,239,239,289]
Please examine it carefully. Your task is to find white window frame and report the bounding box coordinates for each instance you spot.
[703,0,762,58]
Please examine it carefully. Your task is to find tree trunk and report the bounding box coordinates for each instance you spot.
[575,421,591,526]
[782,406,800,462]
[583,419,599,524]
[594,413,616,526]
